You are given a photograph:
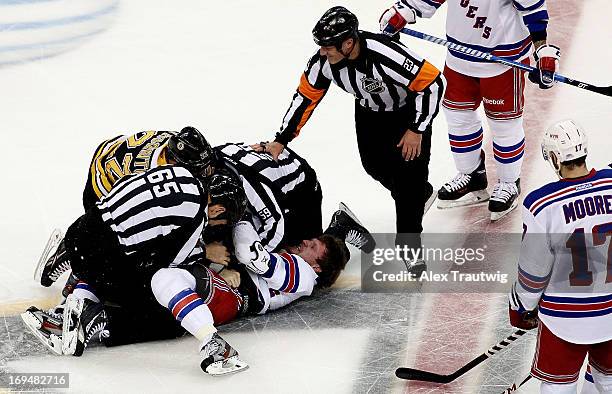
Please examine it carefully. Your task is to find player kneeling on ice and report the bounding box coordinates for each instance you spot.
[508,120,612,394]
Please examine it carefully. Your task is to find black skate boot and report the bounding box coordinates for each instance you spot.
[62,295,109,357]
[39,234,72,287]
[489,179,521,221]
[437,152,489,208]
[200,333,249,376]
[21,305,64,355]
[325,202,376,253]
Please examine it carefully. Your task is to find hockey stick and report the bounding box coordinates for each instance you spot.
[501,374,532,393]
[398,28,612,98]
[395,329,526,383]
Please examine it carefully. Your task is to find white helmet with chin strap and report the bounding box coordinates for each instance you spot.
[541,120,588,177]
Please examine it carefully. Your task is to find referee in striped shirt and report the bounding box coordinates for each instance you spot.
[256,6,445,256]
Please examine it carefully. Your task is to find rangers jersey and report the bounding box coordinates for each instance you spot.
[232,221,318,314]
[510,168,612,344]
[399,0,549,77]
[87,130,174,202]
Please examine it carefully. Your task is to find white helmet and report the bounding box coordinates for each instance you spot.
[541,120,588,177]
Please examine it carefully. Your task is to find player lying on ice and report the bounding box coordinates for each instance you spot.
[23,168,350,376]
[24,127,367,375]
[508,120,612,393]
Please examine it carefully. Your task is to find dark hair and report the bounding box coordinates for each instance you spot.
[561,156,587,169]
[315,234,350,288]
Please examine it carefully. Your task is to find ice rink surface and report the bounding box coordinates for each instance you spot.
[1,0,611,393]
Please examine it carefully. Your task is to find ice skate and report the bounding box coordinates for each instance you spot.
[326,202,376,253]
[34,229,72,287]
[21,305,64,355]
[403,258,427,279]
[489,179,521,221]
[423,182,436,215]
[200,333,249,376]
[62,294,109,356]
[437,153,489,209]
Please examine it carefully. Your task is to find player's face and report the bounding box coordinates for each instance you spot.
[290,238,326,271]
[207,203,227,226]
[319,38,352,64]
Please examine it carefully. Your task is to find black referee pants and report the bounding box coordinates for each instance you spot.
[354,102,433,250]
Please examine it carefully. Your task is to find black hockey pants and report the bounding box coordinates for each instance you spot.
[354,102,433,250]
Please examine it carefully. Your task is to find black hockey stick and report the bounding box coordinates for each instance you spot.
[395,329,526,383]
[398,28,612,98]
[501,374,532,393]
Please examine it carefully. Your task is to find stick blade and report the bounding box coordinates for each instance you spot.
[395,367,454,383]
[593,85,612,97]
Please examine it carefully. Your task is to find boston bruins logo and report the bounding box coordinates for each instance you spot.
[360,75,385,94]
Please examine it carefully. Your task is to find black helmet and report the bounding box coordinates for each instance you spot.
[312,6,358,48]
[208,170,247,226]
[167,126,214,177]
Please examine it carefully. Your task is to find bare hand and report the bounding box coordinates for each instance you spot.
[397,129,422,161]
[219,268,241,288]
[250,141,285,161]
[205,242,230,266]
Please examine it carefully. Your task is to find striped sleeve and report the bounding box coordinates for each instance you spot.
[509,204,553,312]
[371,38,445,132]
[513,0,549,42]
[241,175,285,251]
[401,0,446,18]
[262,252,318,310]
[275,52,332,146]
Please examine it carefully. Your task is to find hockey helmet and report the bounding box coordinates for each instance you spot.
[312,6,359,48]
[541,120,588,177]
[208,170,247,225]
[167,126,215,178]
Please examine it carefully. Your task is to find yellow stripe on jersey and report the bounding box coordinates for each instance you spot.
[92,137,126,198]
[127,131,156,148]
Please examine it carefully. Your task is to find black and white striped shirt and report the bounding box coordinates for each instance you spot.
[216,143,316,251]
[275,31,445,145]
[96,165,208,268]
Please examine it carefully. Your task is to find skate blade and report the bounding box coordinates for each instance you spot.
[62,295,84,356]
[206,356,249,376]
[490,199,519,222]
[20,312,63,355]
[34,229,63,282]
[338,202,365,226]
[424,191,437,215]
[437,190,489,209]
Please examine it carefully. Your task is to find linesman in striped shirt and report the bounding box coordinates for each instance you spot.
[256,6,444,261]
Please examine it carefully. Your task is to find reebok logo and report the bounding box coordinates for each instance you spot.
[483,97,504,105]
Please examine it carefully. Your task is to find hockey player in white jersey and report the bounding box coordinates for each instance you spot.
[380,0,561,220]
[149,219,349,375]
[508,120,612,393]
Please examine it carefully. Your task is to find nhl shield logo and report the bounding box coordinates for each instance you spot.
[361,76,385,94]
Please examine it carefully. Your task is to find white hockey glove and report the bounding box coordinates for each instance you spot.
[233,221,271,275]
[528,44,561,89]
[379,1,417,35]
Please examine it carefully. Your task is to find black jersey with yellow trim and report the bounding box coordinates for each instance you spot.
[88,130,174,200]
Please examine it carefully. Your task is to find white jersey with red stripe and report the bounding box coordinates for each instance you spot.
[400,0,549,77]
[509,168,612,344]
[233,221,319,314]
[248,251,318,314]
